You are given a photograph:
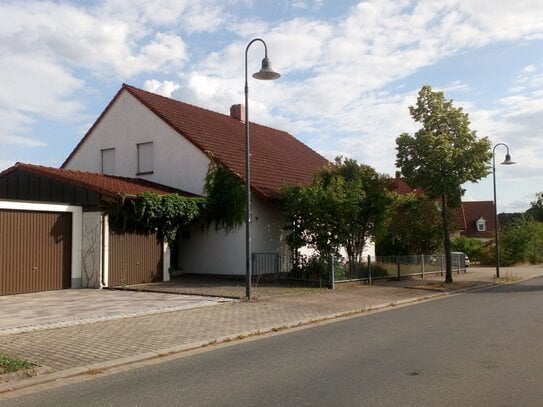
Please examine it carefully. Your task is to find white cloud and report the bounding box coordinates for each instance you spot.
[0,55,85,119]
[143,79,180,97]
[0,109,47,147]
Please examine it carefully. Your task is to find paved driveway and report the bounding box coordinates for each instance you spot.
[0,289,234,335]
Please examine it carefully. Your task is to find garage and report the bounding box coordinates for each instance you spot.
[108,228,163,287]
[0,209,72,295]
[0,162,180,294]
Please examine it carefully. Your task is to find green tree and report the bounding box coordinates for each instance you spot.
[500,216,543,265]
[282,157,390,272]
[375,193,443,255]
[526,192,543,221]
[396,85,492,282]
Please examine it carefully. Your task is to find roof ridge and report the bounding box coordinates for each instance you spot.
[122,83,294,136]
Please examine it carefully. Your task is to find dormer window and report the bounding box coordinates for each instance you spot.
[476,217,486,232]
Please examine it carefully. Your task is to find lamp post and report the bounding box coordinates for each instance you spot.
[492,143,515,278]
[244,39,280,299]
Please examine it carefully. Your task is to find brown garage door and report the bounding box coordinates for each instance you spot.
[0,210,72,295]
[108,229,163,287]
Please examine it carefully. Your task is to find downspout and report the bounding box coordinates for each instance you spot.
[100,213,110,288]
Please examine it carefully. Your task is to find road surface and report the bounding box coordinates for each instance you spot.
[2,277,543,406]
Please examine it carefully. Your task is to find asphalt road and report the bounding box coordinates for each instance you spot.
[3,277,543,406]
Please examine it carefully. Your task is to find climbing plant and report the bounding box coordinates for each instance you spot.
[203,160,245,232]
[106,192,204,245]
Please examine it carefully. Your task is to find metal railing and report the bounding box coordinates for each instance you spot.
[252,252,467,288]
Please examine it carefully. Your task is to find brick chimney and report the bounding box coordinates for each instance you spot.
[230,104,245,122]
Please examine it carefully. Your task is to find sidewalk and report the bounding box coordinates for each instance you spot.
[1,265,542,392]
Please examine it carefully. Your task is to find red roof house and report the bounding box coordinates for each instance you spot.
[458,200,496,240]
[59,84,328,278]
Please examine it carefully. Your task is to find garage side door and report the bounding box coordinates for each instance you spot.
[108,229,163,286]
[1,210,72,295]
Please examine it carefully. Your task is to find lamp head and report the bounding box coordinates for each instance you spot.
[501,153,516,165]
[252,57,281,80]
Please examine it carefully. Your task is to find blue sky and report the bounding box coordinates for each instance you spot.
[1,0,542,212]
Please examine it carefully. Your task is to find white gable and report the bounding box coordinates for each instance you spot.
[64,90,210,196]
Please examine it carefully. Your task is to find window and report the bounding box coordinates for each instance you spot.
[476,217,486,232]
[101,148,115,175]
[137,142,153,175]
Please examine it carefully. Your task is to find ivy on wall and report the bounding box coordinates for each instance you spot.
[203,160,245,232]
[106,192,204,245]
[105,161,246,243]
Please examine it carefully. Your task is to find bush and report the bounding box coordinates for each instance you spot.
[500,217,543,265]
[451,236,485,263]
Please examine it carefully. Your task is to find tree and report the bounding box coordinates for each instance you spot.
[526,192,543,221]
[500,216,543,265]
[396,85,492,282]
[282,157,390,273]
[375,192,443,256]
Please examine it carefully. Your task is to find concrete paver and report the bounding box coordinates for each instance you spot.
[0,265,542,392]
[0,289,233,335]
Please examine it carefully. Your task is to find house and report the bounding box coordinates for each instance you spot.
[389,171,496,240]
[0,84,328,294]
[457,200,496,241]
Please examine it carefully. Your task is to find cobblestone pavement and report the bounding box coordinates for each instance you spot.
[0,265,541,391]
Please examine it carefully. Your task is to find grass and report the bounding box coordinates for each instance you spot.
[0,353,34,374]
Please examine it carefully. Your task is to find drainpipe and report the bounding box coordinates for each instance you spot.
[100,213,110,288]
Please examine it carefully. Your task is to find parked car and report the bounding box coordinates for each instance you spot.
[451,252,469,268]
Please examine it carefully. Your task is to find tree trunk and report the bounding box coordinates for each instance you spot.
[441,194,453,283]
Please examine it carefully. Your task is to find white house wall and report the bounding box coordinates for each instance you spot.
[179,197,287,276]
[251,198,288,255]
[64,91,210,196]
[179,224,244,275]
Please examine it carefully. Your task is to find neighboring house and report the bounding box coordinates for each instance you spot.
[389,172,496,240]
[0,162,187,295]
[457,200,496,241]
[0,84,329,295]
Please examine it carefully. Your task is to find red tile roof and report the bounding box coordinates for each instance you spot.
[460,200,496,238]
[1,163,191,197]
[387,175,425,197]
[64,84,329,200]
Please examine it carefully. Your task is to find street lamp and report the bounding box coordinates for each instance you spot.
[492,143,515,278]
[244,38,280,299]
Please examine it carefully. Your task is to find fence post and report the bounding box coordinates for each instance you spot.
[396,256,401,281]
[276,253,280,281]
[457,252,461,274]
[368,254,372,286]
[329,254,335,290]
[421,254,425,279]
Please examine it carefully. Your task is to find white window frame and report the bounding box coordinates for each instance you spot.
[476,218,486,232]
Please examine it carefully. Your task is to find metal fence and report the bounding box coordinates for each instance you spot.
[368,253,467,282]
[252,252,467,288]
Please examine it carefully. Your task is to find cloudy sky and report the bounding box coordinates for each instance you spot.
[1,0,542,212]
